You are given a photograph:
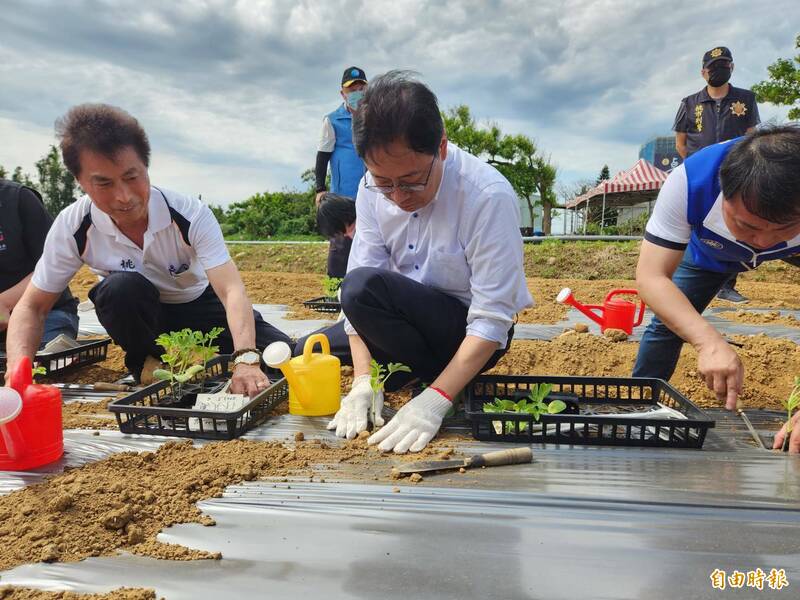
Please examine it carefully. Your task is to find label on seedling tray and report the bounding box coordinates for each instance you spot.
[194,393,249,412]
[189,393,250,433]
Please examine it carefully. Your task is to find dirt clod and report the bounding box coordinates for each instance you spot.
[357,430,371,440]
[603,328,628,342]
[294,431,305,442]
[48,493,73,512]
[573,323,589,334]
[409,473,423,483]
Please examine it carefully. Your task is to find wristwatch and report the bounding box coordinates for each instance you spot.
[232,349,260,368]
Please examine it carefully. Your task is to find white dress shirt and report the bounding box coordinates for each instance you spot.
[344,143,533,346]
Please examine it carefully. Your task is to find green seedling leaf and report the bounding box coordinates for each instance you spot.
[547,400,567,414]
[173,364,205,383]
[31,366,47,377]
[153,369,174,382]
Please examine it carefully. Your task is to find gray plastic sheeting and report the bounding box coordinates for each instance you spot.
[1,415,799,599]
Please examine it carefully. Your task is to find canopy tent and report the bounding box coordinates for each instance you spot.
[567,159,670,234]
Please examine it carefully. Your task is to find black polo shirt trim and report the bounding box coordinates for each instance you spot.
[644,231,688,251]
[73,212,93,256]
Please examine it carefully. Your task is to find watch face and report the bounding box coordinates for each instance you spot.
[236,351,260,364]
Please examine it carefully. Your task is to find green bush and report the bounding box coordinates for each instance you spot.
[223,190,316,238]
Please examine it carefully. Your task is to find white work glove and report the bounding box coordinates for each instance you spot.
[327,375,384,439]
[368,387,451,454]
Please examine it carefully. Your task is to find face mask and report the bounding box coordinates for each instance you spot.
[707,65,731,87]
[345,90,365,110]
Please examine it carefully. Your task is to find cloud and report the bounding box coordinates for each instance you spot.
[0,0,797,205]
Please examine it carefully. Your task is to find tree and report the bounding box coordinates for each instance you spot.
[35,145,77,215]
[0,165,6,179]
[596,164,610,184]
[752,34,800,120]
[443,105,559,233]
[11,166,35,188]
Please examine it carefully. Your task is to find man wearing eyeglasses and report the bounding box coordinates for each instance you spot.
[321,70,532,454]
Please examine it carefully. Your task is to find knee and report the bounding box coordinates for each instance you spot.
[90,272,159,310]
[340,267,385,312]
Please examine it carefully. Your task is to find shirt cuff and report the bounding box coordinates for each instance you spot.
[343,317,356,336]
[643,231,688,251]
[466,317,510,347]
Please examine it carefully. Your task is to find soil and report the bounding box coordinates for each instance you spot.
[0,589,155,600]
[0,435,459,573]
[717,309,800,329]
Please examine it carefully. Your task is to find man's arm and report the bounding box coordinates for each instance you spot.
[0,274,33,330]
[205,260,268,396]
[636,240,742,407]
[4,284,61,382]
[315,116,336,205]
[675,132,688,160]
[430,335,498,397]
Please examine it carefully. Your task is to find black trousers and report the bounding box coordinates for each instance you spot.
[294,267,512,390]
[89,272,292,380]
[327,236,353,279]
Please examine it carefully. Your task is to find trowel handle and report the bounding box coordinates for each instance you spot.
[467,447,533,468]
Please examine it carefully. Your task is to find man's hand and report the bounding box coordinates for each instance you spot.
[696,336,743,409]
[368,388,451,454]
[327,374,382,439]
[230,363,270,398]
[315,191,326,207]
[773,412,800,453]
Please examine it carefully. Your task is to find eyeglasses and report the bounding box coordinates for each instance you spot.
[365,154,437,195]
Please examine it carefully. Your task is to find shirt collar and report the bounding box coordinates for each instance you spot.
[89,186,172,237]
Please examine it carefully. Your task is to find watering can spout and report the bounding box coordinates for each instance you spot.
[263,342,311,407]
[556,287,605,327]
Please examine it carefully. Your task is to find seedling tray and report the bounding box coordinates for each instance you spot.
[0,337,111,376]
[108,355,288,440]
[302,296,341,314]
[465,374,715,448]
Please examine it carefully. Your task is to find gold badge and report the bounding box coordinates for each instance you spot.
[711,48,723,58]
[731,101,747,117]
[694,104,704,132]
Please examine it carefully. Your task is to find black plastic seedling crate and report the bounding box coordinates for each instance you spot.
[465,374,715,448]
[302,296,341,314]
[108,355,288,440]
[0,337,111,376]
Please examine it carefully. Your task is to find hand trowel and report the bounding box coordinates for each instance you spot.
[396,447,532,475]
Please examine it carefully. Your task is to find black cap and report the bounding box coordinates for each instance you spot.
[341,66,367,88]
[702,47,733,68]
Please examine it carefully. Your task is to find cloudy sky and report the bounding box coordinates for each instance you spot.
[1,0,798,207]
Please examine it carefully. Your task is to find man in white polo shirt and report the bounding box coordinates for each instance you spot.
[4,103,291,396]
[321,71,533,453]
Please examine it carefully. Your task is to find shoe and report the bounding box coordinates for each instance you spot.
[716,287,748,304]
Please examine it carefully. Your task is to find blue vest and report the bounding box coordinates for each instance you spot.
[684,138,800,273]
[328,104,365,198]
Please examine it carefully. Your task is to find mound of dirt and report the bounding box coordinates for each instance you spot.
[717,309,800,329]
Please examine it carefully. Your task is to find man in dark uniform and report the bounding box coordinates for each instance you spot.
[673,46,760,303]
[0,179,78,347]
[314,67,368,278]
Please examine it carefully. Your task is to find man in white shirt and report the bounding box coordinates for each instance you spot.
[4,104,291,396]
[321,71,532,453]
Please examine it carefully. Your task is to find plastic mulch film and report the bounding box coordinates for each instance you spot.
[1,416,799,599]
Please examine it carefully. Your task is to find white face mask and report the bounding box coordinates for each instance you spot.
[345,90,365,110]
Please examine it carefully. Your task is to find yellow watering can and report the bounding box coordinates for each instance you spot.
[262,334,341,416]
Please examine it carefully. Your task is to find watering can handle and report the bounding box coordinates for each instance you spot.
[604,289,639,303]
[302,333,331,364]
[605,289,646,327]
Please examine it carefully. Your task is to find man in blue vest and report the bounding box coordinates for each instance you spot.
[314,66,367,277]
[632,126,800,452]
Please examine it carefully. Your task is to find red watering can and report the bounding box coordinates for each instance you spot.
[556,288,646,335]
[0,356,63,471]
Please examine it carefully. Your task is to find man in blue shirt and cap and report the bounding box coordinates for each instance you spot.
[314,67,368,278]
